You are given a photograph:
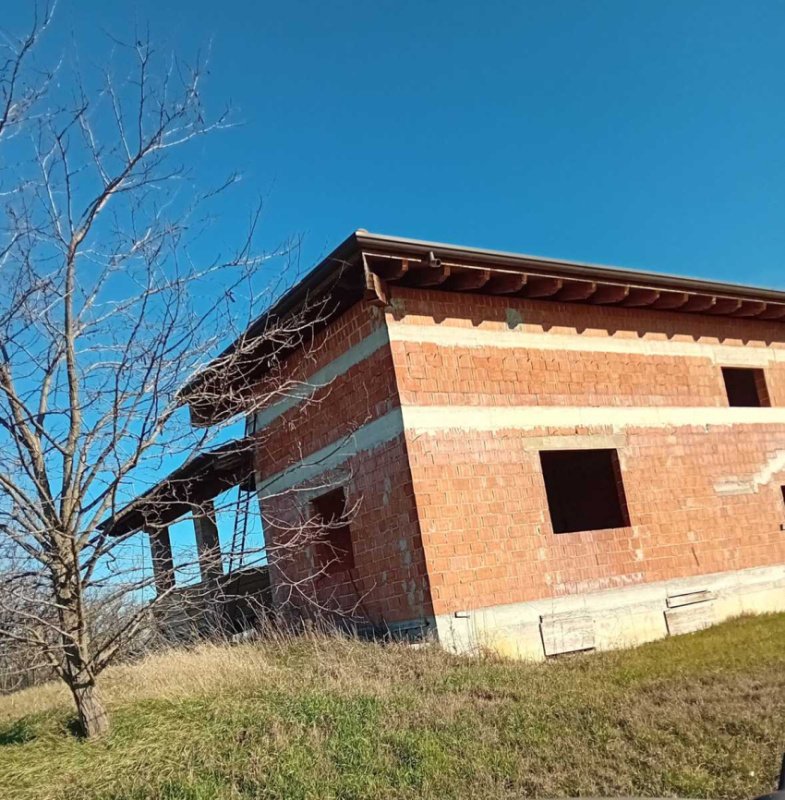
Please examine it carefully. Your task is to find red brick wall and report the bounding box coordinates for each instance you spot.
[387,286,785,617]
[253,302,432,626]
[262,437,430,626]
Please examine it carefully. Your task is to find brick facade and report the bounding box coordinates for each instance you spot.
[254,302,432,630]
[247,235,785,657]
[387,289,785,645]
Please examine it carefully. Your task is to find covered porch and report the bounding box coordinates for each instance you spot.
[101,437,272,636]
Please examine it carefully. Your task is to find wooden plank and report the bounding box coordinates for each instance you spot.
[664,602,715,636]
[540,613,595,656]
[666,589,716,609]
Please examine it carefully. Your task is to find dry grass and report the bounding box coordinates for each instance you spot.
[2,614,785,800]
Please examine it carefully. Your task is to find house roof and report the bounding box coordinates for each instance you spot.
[182,230,785,423]
[354,231,785,304]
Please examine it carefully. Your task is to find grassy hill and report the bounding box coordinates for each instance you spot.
[2,614,785,800]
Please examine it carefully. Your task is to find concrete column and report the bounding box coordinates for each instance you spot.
[193,499,223,584]
[149,526,175,596]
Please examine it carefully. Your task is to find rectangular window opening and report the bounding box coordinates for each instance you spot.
[540,448,630,534]
[311,488,355,573]
[721,366,770,407]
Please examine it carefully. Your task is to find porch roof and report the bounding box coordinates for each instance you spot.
[100,437,255,537]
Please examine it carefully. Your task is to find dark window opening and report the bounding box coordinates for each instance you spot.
[540,449,630,534]
[311,488,354,573]
[721,367,770,407]
[781,486,785,507]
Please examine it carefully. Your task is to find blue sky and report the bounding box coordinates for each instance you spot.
[8,0,785,289]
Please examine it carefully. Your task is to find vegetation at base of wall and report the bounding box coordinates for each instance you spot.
[1,614,784,800]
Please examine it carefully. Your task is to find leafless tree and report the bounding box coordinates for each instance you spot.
[0,6,364,738]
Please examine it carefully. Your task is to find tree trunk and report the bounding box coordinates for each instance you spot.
[52,563,111,738]
[70,679,110,738]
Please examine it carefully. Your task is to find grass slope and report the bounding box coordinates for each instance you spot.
[2,614,785,800]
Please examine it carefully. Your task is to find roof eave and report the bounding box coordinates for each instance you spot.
[354,231,785,303]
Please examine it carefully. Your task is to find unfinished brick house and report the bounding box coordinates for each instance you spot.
[110,231,785,657]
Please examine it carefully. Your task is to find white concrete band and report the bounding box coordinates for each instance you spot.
[252,325,390,430]
[401,404,785,433]
[256,408,404,496]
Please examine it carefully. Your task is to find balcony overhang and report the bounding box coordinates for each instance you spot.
[100,437,256,538]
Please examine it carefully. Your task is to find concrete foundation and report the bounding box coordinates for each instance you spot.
[433,563,785,659]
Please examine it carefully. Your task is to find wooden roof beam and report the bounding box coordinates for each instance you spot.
[555,280,597,302]
[733,300,768,318]
[652,291,689,310]
[363,267,388,306]
[404,250,451,287]
[707,298,743,315]
[757,303,785,320]
[681,295,717,313]
[406,264,451,287]
[446,268,492,291]
[621,288,661,308]
[524,277,563,298]
[590,284,630,305]
[365,254,409,280]
[485,273,528,295]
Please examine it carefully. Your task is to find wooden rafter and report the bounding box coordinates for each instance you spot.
[622,288,661,308]
[524,277,563,298]
[446,268,492,291]
[555,281,597,302]
[735,300,768,318]
[359,249,785,322]
[485,273,528,294]
[406,264,451,287]
[590,284,630,305]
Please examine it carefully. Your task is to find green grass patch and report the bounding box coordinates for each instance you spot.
[2,614,785,799]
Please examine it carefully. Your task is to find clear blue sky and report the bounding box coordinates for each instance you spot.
[9,0,785,289]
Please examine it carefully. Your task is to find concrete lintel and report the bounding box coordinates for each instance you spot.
[521,433,627,452]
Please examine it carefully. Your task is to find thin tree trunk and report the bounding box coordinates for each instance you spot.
[55,569,111,738]
[70,679,110,738]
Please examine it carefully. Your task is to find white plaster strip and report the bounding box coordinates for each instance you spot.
[257,408,404,496]
[387,321,785,366]
[401,404,785,433]
[253,325,390,430]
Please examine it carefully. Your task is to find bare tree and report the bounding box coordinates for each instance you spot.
[0,6,360,737]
